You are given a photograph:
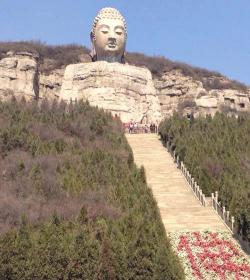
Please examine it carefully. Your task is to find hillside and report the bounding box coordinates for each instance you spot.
[1,41,249,118]
[159,113,250,243]
[0,41,248,91]
[0,99,184,279]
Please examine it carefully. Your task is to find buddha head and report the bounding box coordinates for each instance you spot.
[90,7,127,63]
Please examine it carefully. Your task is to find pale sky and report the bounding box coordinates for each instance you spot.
[1,0,249,85]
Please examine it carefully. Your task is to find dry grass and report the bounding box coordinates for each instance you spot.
[0,99,128,233]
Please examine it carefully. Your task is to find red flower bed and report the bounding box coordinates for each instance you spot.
[169,231,250,280]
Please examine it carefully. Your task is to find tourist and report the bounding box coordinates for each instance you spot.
[150,123,154,133]
[152,123,156,133]
[129,122,133,133]
[134,122,138,133]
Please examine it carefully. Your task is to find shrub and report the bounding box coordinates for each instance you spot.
[0,99,184,279]
[159,113,250,241]
[177,98,197,114]
[0,41,90,74]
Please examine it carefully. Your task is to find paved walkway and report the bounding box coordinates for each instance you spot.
[126,133,228,232]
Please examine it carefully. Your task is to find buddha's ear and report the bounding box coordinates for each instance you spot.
[90,31,94,43]
[89,32,97,62]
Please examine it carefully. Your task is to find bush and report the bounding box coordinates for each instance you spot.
[159,113,250,242]
[0,99,184,279]
[0,41,90,73]
[177,98,197,114]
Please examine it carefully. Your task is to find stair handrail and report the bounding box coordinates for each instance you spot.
[165,140,206,207]
[163,138,250,253]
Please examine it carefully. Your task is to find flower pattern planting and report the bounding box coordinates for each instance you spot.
[169,231,250,280]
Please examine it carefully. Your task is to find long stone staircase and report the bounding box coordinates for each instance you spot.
[126,133,250,279]
[126,133,228,232]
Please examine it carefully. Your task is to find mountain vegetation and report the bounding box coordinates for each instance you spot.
[159,112,250,242]
[0,41,248,91]
[0,99,184,279]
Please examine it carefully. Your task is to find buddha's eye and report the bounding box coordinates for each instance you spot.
[115,27,124,36]
[101,30,109,34]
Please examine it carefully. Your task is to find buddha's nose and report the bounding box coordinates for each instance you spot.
[108,38,116,44]
[109,29,116,39]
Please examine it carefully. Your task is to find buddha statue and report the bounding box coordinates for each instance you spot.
[90,7,127,63]
[60,7,162,124]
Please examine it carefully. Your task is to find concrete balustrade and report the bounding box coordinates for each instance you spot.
[211,191,234,233]
[126,134,228,233]
[154,137,250,253]
[127,134,250,254]
[164,139,250,252]
[166,140,207,207]
[202,194,206,207]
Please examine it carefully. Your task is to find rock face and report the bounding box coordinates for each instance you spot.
[155,70,250,116]
[155,70,204,116]
[0,52,249,119]
[60,61,162,123]
[39,69,64,100]
[219,89,250,112]
[0,52,39,101]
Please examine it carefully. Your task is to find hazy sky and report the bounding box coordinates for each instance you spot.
[1,0,249,85]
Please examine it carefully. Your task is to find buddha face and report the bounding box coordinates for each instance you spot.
[94,18,126,60]
[90,8,127,63]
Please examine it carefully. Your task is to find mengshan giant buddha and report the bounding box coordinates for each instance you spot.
[60,7,162,123]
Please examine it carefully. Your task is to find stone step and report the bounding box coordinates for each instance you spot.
[126,133,229,232]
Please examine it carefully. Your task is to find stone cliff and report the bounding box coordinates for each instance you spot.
[0,51,249,119]
[39,69,64,100]
[60,61,162,123]
[155,70,250,116]
[0,52,39,101]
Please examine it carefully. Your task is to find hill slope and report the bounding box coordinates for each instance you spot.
[0,99,184,279]
[1,41,249,118]
[0,41,248,91]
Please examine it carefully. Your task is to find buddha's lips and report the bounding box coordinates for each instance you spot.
[108,43,117,48]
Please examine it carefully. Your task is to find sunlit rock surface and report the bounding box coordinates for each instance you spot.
[0,52,39,101]
[60,61,162,123]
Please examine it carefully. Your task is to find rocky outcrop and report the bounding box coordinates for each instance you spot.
[60,61,162,123]
[39,69,64,100]
[219,89,250,111]
[154,70,250,116]
[154,70,204,116]
[0,52,249,119]
[0,52,39,101]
